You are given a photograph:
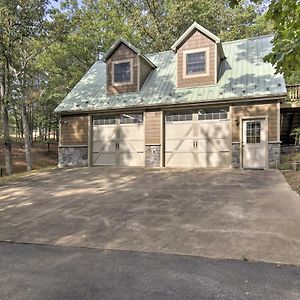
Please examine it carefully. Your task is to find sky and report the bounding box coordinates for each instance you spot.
[49,0,83,9]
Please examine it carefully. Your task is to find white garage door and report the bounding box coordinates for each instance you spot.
[93,114,144,166]
[165,109,230,168]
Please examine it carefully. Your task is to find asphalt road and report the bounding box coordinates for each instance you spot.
[0,242,300,300]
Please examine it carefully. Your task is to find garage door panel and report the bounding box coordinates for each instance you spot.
[93,116,144,166]
[93,153,117,166]
[165,123,193,139]
[93,141,116,152]
[165,152,195,167]
[119,153,144,166]
[165,139,194,152]
[198,152,230,168]
[165,115,230,168]
[165,121,194,167]
[119,140,144,153]
[197,138,230,153]
[119,125,144,139]
[93,126,118,141]
[197,122,229,139]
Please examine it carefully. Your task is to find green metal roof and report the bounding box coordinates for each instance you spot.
[55,35,286,114]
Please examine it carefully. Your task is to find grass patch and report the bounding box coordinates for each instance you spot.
[277,162,293,170]
[281,151,300,164]
[277,151,300,170]
[282,170,300,195]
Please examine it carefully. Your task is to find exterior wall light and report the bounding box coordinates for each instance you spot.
[235,119,240,127]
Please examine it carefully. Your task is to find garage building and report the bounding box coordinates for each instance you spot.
[55,22,286,169]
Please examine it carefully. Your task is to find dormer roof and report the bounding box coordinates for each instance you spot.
[103,38,156,68]
[171,22,225,59]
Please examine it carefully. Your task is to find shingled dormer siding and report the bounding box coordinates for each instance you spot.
[107,43,139,95]
[140,57,153,89]
[176,30,217,88]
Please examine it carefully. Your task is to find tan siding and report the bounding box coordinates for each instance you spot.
[60,115,88,145]
[145,111,161,145]
[231,103,278,142]
[139,57,152,88]
[107,44,138,94]
[177,30,216,88]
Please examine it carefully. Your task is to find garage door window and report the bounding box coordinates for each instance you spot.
[198,109,228,120]
[93,116,117,126]
[120,113,143,124]
[165,112,193,123]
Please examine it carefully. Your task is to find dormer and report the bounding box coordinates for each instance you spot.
[171,22,225,88]
[103,38,156,95]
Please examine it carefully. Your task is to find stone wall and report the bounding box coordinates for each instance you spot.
[231,142,281,168]
[58,146,88,167]
[145,145,161,167]
[268,142,281,168]
[231,142,240,168]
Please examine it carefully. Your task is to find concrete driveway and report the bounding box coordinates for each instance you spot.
[0,167,300,265]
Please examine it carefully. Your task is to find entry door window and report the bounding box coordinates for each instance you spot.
[246,121,261,143]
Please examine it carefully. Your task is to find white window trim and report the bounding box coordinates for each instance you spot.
[112,58,134,86]
[183,48,209,79]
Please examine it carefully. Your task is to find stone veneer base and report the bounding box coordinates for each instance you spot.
[231,142,280,168]
[58,146,88,167]
[145,145,161,167]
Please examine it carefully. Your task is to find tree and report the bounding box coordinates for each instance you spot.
[229,0,300,83]
[112,0,273,53]
[291,128,300,146]
[0,0,50,172]
[264,0,300,83]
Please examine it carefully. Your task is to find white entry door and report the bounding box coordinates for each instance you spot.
[93,114,144,166]
[242,119,266,169]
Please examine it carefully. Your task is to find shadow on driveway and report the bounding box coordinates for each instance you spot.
[0,167,300,265]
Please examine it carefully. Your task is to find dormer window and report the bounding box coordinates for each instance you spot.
[104,39,156,94]
[112,59,133,85]
[183,48,209,78]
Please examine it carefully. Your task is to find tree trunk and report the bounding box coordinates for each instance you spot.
[0,62,13,175]
[20,103,33,171]
[1,104,13,175]
[13,107,20,139]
